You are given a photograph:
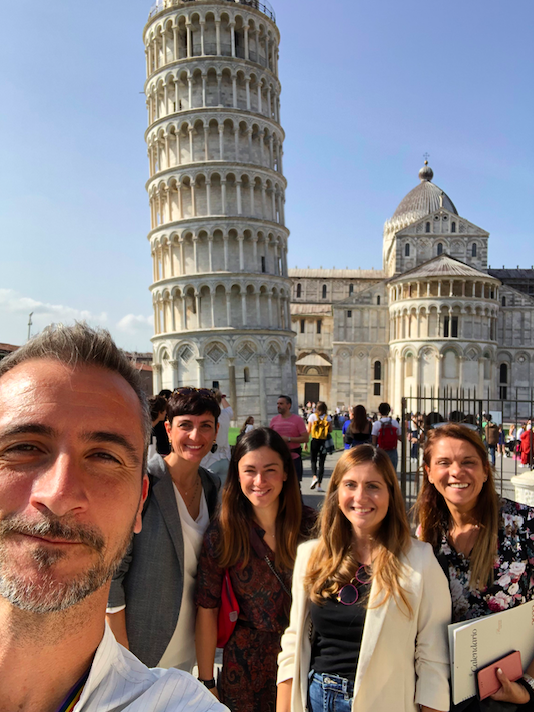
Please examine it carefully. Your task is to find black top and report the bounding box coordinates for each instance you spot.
[310,583,370,682]
[350,431,372,445]
[152,420,171,455]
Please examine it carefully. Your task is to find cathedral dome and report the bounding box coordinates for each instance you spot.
[391,162,458,220]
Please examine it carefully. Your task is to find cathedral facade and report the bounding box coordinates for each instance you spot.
[291,163,534,417]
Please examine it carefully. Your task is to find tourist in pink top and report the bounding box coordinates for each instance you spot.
[270,395,309,483]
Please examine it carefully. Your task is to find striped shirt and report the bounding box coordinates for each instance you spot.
[74,624,227,711]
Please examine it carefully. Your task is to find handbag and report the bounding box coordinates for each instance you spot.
[216,569,239,648]
[324,434,335,454]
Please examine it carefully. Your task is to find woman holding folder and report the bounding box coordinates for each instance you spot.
[277,445,451,712]
[416,423,534,709]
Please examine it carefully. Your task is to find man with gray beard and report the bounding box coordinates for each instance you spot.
[0,323,227,712]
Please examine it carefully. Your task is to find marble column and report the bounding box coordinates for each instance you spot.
[153,363,162,393]
[196,357,205,387]
[257,355,267,425]
[228,357,237,423]
[169,360,179,389]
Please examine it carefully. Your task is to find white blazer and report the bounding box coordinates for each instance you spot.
[277,538,451,712]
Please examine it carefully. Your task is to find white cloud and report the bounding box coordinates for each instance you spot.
[116,313,154,335]
[0,289,108,327]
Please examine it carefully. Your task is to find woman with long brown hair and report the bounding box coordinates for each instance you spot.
[277,445,450,712]
[195,427,315,712]
[342,404,372,449]
[416,423,534,709]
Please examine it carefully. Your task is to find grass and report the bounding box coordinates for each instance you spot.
[228,428,345,456]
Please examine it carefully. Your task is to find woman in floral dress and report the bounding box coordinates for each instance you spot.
[195,427,315,712]
[416,423,534,710]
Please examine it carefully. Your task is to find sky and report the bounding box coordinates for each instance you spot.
[1,0,533,351]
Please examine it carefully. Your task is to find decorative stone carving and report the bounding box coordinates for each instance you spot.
[238,342,256,362]
[206,343,226,363]
[179,344,193,363]
[267,344,279,362]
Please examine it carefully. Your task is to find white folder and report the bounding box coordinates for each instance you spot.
[449,600,534,704]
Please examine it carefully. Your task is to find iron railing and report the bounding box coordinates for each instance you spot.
[149,0,276,23]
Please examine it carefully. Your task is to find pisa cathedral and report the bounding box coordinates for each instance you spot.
[291,163,534,417]
[143,0,534,422]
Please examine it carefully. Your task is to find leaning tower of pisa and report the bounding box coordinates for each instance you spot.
[144,0,296,424]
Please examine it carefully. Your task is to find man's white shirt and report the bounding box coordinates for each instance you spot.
[76,623,227,711]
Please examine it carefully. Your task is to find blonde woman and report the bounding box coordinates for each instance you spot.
[277,445,451,712]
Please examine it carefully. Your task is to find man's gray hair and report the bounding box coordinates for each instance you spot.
[0,322,151,470]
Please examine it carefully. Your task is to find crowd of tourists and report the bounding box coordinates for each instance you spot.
[2,322,534,712]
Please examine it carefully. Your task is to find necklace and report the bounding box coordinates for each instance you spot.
[336,564,372,606]
[178,475,200,510]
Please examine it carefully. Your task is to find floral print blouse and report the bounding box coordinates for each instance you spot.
[437,498,534,623]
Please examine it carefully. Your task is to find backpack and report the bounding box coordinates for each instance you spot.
[377,418,398,450]
[310,415,329,440]
[486,422,499,446]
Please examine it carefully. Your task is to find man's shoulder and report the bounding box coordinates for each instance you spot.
[82,625,227,711]
[288,413,307,431]
[124,668,227,712]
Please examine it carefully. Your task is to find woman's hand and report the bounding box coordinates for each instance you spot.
[208,687,220,700]
[490,668,530,705]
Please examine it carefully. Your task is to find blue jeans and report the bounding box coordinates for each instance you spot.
[487,444,496,466]
[308,671,354,712]
[385,448,398,471]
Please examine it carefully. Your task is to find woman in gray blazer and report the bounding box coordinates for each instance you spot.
[107,387,221,670]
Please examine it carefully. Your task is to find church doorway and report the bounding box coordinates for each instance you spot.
[304,382,320,404]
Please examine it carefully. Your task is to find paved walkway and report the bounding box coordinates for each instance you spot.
[300,447,345,510]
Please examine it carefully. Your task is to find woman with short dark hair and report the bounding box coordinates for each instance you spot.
[107,387,221,671]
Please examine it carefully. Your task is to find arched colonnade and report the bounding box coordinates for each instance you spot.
[390,343,496,393]
[151,227,288,280]
[152,281,291,334]
[389,278,499,302]
[148,116,283,177]
[146,63,280,125]
[149,170,285,227]
[390,303,499,342]
[145,10,279,77]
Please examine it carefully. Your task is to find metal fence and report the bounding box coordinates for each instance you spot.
[149,0,276,22]
[399,387,534,510]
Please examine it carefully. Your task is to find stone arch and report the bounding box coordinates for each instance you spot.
[203,340,228,366]
[420,346,439,390]
[235,337,259,364]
